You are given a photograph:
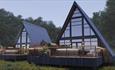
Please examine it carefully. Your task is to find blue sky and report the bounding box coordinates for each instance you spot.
[0,0,106,27]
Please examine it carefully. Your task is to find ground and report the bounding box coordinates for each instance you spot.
[0,60,114,70]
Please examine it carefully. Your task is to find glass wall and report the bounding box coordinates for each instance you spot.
[16,28,30,48]
[59,8,98,48]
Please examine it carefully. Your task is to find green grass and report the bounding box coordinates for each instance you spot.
[0,60,66,70]
[0,60,114,70]
[0,61,38,70]
[99,66,115,70]
[99,61,115,70]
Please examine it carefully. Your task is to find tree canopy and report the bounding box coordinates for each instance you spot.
[92,0,115,50]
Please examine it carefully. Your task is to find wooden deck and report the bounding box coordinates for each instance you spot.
[0,47,105,67]
[27,55,103,67]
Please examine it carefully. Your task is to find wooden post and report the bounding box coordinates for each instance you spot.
[20,32,22,48]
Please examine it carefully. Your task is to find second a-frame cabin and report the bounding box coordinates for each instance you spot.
[15,21,51,48]
[56,2,115,63]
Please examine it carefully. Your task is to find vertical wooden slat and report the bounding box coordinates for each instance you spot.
[70,21,72,47]
[26,32,28,47]
[20,32,22,48]
[82,17,84,42]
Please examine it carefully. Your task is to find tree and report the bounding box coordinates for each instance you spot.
[0,9,22,47]
[92,0,115,49]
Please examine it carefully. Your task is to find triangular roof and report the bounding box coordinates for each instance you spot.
[57,1,114,57]
[16,21,51,46]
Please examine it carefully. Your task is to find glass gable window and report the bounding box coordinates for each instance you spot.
[16,28,30,48]
[59,8,98,48]
[72,25,82,36]
[72,9,82,18]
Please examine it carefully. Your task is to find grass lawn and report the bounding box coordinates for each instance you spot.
[99,66,115,70]
[0,60,115,70]
[0,60,66,70]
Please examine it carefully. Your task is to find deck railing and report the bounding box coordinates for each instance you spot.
[49,46,104,57]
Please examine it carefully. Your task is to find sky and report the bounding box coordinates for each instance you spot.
[0,0,107,27]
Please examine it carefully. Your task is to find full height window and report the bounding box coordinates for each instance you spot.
[16,28,30,48]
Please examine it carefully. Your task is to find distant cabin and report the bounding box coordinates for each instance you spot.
[15,21,51,48]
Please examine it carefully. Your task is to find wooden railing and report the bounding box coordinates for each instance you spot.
[49,46,105,57]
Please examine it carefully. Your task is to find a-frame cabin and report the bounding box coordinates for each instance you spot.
[57,2,115,62]
[15,21,51,48]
